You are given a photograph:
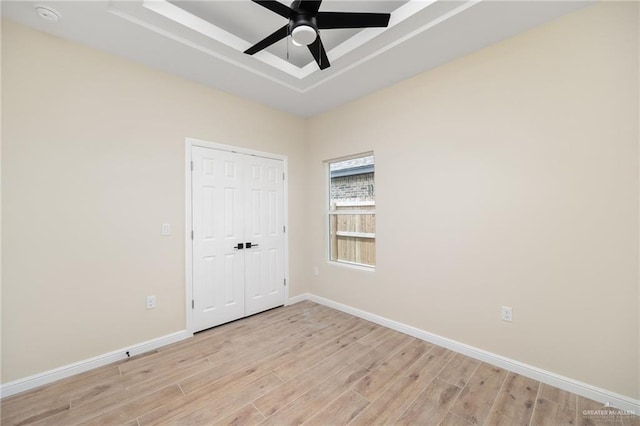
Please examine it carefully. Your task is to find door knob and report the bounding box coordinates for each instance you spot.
[246,242,259,248]
[234,243,244,250]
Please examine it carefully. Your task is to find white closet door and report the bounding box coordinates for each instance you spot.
[192,146,286,332]
[244,157,285,316]
[192,146,245,331]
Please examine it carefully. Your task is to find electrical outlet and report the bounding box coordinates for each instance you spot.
[313,266,319,276]
[501,306,513,322]
[161,224,171,236]
[146,295,156,309]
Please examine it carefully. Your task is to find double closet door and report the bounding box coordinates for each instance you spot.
[191,146,285,332]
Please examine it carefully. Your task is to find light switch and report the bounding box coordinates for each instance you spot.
[161,224,171,236]
[146,295,156,309]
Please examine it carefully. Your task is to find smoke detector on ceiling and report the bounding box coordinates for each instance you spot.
[35,5,61,23]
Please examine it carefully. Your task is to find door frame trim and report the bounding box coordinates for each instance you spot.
[184,137,289,334]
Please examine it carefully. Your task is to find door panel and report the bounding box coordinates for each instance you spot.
[192,146,245,331]
[244,157,285,316]
[192,146,285,332]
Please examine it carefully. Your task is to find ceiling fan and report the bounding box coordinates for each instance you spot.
[244,0,391,70]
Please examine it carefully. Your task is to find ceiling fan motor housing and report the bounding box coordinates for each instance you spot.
[289,14,318,45]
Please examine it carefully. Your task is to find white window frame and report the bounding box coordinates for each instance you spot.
[325,152,376,270]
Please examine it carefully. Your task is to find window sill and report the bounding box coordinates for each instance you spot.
[328,259,376,272]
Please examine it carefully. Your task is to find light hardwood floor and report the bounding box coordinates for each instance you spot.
[1,301,637,425]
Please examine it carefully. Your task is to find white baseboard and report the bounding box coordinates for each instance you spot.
[303,293,639,414]
[0,330,192,399]
[287,293,311,305]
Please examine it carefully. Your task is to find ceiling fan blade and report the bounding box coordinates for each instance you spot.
[296,0,322,14]
[317,12,391,29]
[251,0,294,19]
[308,36,330,70]
[244,24,289,55]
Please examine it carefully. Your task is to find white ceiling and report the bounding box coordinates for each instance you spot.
[2,0,592,117]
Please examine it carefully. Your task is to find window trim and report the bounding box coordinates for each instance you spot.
[325,152,376,270]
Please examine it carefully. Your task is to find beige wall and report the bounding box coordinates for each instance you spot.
[308,2,639,399]
[1,21,308,383]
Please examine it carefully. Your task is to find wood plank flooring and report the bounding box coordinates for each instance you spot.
[1,301,638,425]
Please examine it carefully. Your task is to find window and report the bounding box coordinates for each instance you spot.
[327,154,375,268]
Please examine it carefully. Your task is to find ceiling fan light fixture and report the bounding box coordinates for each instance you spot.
[291,25,317,46]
